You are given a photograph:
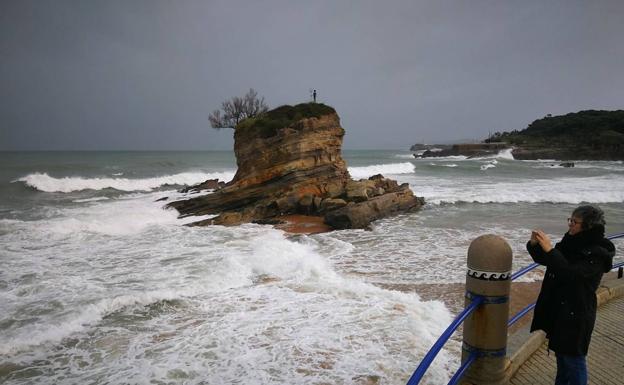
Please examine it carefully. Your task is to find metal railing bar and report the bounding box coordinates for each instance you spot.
[511,262,539,281]
[607,233,624,240]
[447,351,477,385]
[406,295,485,385]
[508,302,536,327]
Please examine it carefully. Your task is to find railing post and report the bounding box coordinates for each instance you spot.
[461,234,512,385]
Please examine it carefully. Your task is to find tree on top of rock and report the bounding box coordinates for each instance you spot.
[209,88,269,129]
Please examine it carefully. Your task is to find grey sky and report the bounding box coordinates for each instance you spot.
[1,0,623,150]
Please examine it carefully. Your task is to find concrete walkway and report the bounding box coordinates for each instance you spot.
[510,295,624,385]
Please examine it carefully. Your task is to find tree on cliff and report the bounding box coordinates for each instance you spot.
[209,88,269,129]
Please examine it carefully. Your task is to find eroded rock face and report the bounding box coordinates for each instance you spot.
[167,105,424,229]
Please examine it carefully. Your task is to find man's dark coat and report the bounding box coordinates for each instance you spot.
[527,225,615,355]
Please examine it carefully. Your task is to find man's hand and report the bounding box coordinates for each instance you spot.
[530,230,539,246]
[534,230,553,253]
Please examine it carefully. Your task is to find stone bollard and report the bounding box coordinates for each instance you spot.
[461,234,513,385]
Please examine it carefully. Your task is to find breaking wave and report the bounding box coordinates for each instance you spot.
[14,171,236,193]
[348,162,415,179]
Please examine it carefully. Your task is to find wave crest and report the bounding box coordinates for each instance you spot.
[348,162,415,179]
[14,171,235,193]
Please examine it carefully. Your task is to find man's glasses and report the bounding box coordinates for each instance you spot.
[568,218,582,225]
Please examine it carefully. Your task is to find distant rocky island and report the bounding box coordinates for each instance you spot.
[414,110,624,160]
[412,143,508,158]
[168,103,423,231]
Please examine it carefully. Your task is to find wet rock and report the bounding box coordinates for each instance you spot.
[179,179,223,193]
[324,188,424,229]
[320,198,348,211]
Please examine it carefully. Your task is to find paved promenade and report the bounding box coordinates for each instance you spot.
[510,294,624,385]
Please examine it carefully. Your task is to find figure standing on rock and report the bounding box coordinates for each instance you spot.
[528,205,615,385]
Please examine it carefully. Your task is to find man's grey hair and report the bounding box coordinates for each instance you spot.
[572,205,606,230]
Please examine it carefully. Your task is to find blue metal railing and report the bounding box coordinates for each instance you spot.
[406,232,624,385]
[406,296,484,385]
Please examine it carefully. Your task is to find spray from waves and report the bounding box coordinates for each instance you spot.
[348,162,415,179]
[410,174,624,204]
[14,171,236,193]
[393,154,416,159]
[9,191,213,236]
[495,148,514,160]
[0,290,192,356]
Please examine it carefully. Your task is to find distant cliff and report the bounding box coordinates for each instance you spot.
[486,110,624,160]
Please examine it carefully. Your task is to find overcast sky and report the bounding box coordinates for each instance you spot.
[1,1,623,150]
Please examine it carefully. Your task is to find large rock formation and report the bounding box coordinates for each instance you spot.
[168,103,423,230]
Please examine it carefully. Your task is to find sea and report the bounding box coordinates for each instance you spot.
[1,150,623,385]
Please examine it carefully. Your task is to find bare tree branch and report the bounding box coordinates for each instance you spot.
[209,88,269,129]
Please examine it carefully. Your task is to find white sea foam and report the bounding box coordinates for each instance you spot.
[571,163,624,171]
[1,221,455,384]
[72,197,110,203]
[480,163,496,171]
[2,191,212,236]
[15,171,236,193]
[407,174,624,204]
[419,155,469,160]
[496,148,515,160]
[394,153,415,159]
[348,162,415,179]
[0,290,190,355]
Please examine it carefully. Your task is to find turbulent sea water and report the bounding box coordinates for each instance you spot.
[1,150,623,385]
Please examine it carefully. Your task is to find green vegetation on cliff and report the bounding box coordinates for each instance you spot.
[486,110,624,148]
[236,103,336,138]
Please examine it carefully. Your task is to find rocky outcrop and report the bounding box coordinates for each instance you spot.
[325,181,424,229]
[179,179,225,193]
[168,103,424,230]
[415,143,509,158]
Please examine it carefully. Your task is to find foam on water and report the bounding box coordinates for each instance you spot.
[15,171,236,193]
[73,197,110,203]
[419,155,468,160]
[402,174,624,204]
[394,153,415,159]
[3,151,622,384]
[348,162,415,179]
[0,193,456,384]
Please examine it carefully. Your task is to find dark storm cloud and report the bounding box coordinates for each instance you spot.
[1,0,623,150]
